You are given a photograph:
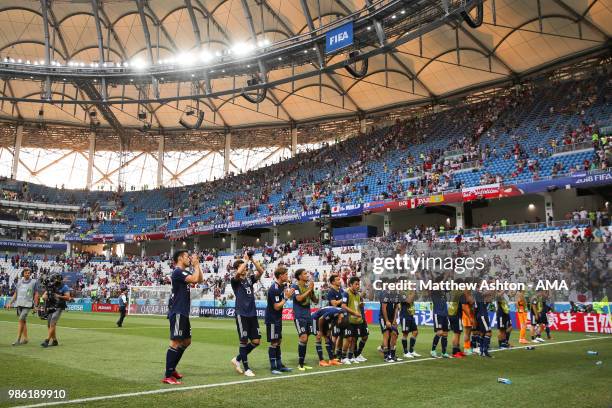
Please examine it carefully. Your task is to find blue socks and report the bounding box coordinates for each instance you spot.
[355,340,366,357]
[268,346,278,370]
[276,345,283,367]
[237,342,259,370]
[315,342,324,361]
[165,346,179,378]
[325,340,335,360]
[432,334,440,351]
[482,335,491,354]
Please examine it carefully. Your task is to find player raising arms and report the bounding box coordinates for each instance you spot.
[292,268,319,371]
[399,289,421,358]
[326,274,344,362]
[265,266,295,374]
[515,289,529,344]
[340,277,364,364]
[162,250,203,385]
[312,306,344,366]
[230,252,265,377]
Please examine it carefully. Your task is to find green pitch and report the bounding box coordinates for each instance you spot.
[0,310,610,408]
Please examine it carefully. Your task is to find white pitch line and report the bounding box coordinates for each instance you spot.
[0,321,228,331]
[10,336,610,408]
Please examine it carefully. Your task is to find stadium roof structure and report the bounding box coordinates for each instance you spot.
[0,0,610,151]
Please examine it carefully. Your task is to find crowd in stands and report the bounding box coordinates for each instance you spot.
[0,219,609,301]
[0,68,608,240]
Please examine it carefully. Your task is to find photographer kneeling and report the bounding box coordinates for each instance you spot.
[40,274,71,348]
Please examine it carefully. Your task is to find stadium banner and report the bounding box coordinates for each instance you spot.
[186,204,361,236]
[66,170,612,243]
[131,303,168,315]
[198,306,266,318]
[325,21,353,54]
[516,168,612,194]
[366,309,611,333]
[92,303,119,313]
[282,308,294,321]
[461,183,523,201]
[61,297,611,333]
[124,232,165,243]
[0,239,67,250]
[66,303,92,312]
[545,311,612,333]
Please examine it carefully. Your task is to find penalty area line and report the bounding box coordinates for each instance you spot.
[11,336,611,408]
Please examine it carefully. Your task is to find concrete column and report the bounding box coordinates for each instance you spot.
[21,228,28,241]
[65,241,72,257]
[230,231,237,253]
[359,117,367,134]
[140,242,146,258]
[11,125,23,179]
[157,135,164,187]
[170,241,175,257]
[291,126,298,157]
[86,131,95,190]
[383,213,391,236]
[454,202,465,230]
[542,192,554,226]
[272,227,279,246]
[224,131,231,176]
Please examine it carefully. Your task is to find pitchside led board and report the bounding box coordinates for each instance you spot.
[325,21,353,54]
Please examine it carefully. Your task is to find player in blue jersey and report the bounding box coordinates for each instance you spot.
[265,266,295,374]
[230,252,265,377]
[292,268,319,371]
[326,274,344,361]
[312,306,344,366]
[378,288,400,362]
[474,288,493,357]
[430,288,451,358]
[496,290,512,349]
[399,290,421,358]
[162,250,203,385]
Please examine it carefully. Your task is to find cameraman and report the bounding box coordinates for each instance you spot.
[5,267,38,346]
[41,274,71,348]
